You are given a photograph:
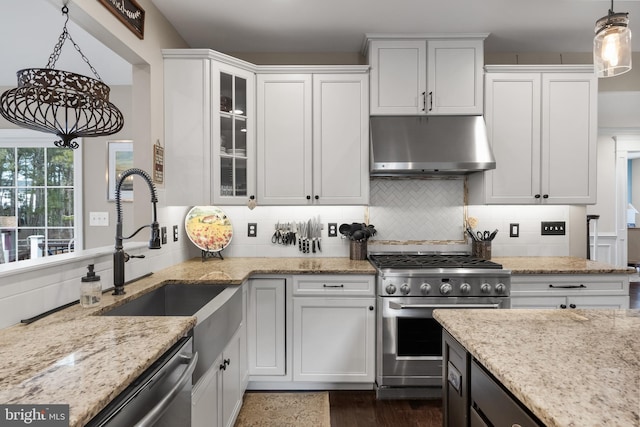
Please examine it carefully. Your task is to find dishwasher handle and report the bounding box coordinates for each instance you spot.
[389,302,501,310]
[133,351,198,427]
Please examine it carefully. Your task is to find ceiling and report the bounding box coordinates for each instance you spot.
[3,0,640,87]
[150,0,640,54]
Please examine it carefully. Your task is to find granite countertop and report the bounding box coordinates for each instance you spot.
[434,309,640,427]
[0,257,374,427]
[493,256,635,275]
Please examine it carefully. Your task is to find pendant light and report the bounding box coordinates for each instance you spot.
[0,6,124,149]
[594,0,632,78]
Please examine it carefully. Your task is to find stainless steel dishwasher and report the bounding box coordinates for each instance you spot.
[87,336,197,427]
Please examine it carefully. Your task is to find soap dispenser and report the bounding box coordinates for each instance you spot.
[80,264,102,308]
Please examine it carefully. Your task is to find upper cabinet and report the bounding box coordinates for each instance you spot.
[365,35,486,115]
[256,69,369,205]
[163,50,256,206]
[469,65,597,205]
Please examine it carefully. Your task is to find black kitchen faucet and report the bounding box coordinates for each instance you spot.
[113,168,161,295]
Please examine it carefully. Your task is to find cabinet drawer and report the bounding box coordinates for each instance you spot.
[292,275,374,296]
[512,274,628,296]
[471,360,542,427]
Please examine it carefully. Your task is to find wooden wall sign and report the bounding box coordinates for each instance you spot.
[97,0,145,39]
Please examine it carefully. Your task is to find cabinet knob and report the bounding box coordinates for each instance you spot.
[543,194,549,199]
[560,304,567,309]
[569,303,576,309]
[534,194,541,199]
[219,363,226,371]
[428,91,433,111]
[306,195,311,200]
[422,92,427,111]
[314,195,319,200]
[369,306,374,311]
[249,195,255,200]
[224,358,230,366]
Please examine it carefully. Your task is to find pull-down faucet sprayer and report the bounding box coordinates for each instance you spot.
[113,168,161,295]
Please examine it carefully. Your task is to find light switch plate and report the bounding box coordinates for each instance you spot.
[173,225,179,242]
[89,211,109,226]
[541,221,566,235]
[161,226,167,244]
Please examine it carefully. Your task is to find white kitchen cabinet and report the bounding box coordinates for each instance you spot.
[191,326,244,427]
[292,297,375,383]
[256,70,369,205]
[247,278,286,376]
[510,274,630,309]
[469,65,597,205]
[292,275,375,383]
[366,36,485,115]
[163,49,256,206]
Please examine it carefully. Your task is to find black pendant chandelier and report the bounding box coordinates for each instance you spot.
[0,6,124,149]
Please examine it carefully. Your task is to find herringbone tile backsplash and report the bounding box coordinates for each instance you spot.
[369,178,465,242]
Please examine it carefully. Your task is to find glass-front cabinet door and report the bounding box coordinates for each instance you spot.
[212,63,255,205]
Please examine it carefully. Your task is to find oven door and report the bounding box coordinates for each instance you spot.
[377,296,507,388]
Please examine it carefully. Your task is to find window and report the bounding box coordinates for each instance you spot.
[0,130,82,264]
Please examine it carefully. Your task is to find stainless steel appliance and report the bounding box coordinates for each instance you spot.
[369,116,495,176]
[87,336,197,427]
[369,252,511,399]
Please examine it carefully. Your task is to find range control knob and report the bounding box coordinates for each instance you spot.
[385,284,397,295]
[400,283,411,295]
[495,283,506,294]
[440,283,453,295]
[481,283,492,294]
[460,283,471,295]
[420,283,432,295]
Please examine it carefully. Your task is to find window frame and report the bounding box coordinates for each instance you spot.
[0,129,83,265]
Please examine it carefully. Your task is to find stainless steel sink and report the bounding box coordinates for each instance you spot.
[102,283,242,383]
[102,284,229,317]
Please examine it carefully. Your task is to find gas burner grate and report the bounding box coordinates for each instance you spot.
[369,254,503,269]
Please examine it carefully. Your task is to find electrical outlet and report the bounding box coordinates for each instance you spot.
[328,223,337,237]
[510,223,519,238]
[161,226,167,244]
[89,211,109,226]
[248,223,257,237]
[541,221,566,235]
[173,225,179,242]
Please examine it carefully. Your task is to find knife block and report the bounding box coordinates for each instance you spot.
[350,240,367,260]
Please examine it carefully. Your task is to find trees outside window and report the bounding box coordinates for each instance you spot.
[0,137,79,264]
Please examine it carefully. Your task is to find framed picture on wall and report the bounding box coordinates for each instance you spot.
[107,141,134,201]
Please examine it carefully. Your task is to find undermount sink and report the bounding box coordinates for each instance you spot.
[102,283,229,317]
[102,282,242,383]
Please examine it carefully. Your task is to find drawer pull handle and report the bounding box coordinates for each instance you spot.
[549,284,586,289]
[323,284,344,288]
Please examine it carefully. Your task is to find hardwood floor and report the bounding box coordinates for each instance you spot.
[329,391,442,427]
[630,282,640,309]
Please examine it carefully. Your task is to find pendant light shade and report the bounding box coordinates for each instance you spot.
[0,6,124,148]
[594,1,632,78]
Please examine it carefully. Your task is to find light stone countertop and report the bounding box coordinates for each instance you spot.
[493,256,635,275]
[434,309,640,427]
[0,257,374,427]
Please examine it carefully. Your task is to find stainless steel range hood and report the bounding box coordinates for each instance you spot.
[370,116,495,176]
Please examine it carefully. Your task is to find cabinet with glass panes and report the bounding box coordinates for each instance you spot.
[212,63,255,205]
[162,49,255,207]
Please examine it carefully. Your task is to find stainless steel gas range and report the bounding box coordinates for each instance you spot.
[369,252,511,400]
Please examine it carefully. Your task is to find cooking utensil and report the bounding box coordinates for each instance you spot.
[466,227,477,241]
[488,229,498,241]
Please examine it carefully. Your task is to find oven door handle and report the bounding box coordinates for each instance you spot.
[389,302,502,310]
